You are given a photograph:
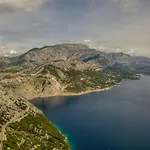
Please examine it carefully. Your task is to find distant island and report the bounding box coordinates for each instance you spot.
[0,43,150,150]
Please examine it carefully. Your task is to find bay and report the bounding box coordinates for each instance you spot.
[31,77,150,150]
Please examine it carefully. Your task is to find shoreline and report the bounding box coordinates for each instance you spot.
[57,86,115,97]
[52,122,75,150]
[28,84,121,101]
[30,86,118,150]
[49,79,143,98]
[48,83,122,98]
[30,84,123,150]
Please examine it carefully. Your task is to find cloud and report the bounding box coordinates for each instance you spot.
[0,43,24,53]
[112,0,140,12]
[0,0,53,12]
[84,40,92,43]
[0,0,149,57]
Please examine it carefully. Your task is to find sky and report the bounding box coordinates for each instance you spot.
[0,0,150,56]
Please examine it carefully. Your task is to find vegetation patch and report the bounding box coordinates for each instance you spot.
[1,66,22,73]
[62,68,139,93]
[3,114,70,150]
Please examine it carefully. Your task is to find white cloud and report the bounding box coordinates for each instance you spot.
[9,50,17,54]
[0,0,53,12]
[84,40,92,43]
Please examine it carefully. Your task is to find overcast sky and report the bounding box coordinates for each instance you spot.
[0,0,150,56]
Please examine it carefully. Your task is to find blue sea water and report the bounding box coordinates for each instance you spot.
[31,77,150,150]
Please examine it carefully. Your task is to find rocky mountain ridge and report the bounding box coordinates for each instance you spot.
[1,43,150,71]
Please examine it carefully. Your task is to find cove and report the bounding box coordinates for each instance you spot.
[31,77,150,150]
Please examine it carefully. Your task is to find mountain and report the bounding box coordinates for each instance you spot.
[0,43,150,150]
[0,43,150,100]
[1,43,149,73]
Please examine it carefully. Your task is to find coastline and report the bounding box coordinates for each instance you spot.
[48,84,121,98]
[28,84,121,101]
[30,84,122,150]
[27,84,120,101]
[58,86,115,97]
[30,87,117,150]
[52,122,76,150]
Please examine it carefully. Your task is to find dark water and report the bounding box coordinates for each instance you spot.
[31,77,150,150]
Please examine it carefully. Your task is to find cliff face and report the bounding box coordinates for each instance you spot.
[0,43,150,150]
